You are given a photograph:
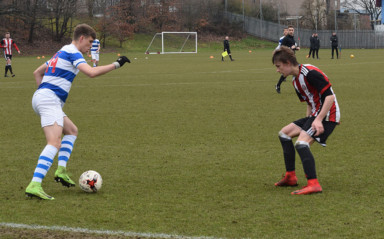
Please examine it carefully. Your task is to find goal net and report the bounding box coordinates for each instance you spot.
[145,32,197,54]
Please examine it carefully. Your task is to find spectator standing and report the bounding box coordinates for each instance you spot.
[330,32,339,59]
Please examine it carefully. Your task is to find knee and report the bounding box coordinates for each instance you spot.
[49,139,62,150]
[294,140,310,150]
[70,125,79,136]
[65,125,78,136]
[278,131,292,141]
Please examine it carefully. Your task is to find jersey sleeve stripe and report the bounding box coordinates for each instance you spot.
[74,61,87,67]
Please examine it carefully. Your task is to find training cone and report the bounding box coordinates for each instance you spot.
[210,56,214,59]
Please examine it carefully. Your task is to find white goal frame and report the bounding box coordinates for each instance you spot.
[145,32,198,54]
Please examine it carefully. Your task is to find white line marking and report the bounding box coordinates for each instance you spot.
[0,222,224,239]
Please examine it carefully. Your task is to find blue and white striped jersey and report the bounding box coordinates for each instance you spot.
[38,44,86,103]
[90,39,100,52]
[275,35,285,50]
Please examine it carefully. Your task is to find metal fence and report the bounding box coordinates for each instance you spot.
[227,12,384,49]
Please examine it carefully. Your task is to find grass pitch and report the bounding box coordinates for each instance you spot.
[0,48,383,238]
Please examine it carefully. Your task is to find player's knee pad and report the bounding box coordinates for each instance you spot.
[278,131,292,141]
[295,141,310,150]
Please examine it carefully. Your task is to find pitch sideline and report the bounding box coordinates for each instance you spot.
[0,222,224,239]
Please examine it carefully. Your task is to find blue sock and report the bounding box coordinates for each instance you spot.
[58,135,77,167]
[32,145,58,183]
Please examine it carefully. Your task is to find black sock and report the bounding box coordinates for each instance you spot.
[279,136,296,172]
[222,56,224,61]
[9,66,13,74]
[276,75,286,87]
[295,143,317,179]
[229,55,233,60]
[5,65,9,75]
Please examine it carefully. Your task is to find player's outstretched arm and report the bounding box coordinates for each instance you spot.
[78,56,130,78]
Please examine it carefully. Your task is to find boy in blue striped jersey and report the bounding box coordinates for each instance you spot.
[26,24,130,200]
[90,38,100,67]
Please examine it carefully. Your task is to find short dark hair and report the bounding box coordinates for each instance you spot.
[73,24,96,41]
[272,46,299,66]
[288,25,294,29]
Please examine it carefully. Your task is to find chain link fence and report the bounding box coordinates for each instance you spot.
[227,12,384,49]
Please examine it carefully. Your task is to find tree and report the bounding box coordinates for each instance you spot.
[342,0,382,29]
[47,0,78,41]
[106,1,137,47]
[147,0,179,32]
[300,0,328,30]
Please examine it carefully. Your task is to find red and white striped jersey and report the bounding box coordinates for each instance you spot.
[292,64,341,123]
[1,38,19,55]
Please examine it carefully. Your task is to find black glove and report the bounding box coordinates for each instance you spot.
[113,56,130,69]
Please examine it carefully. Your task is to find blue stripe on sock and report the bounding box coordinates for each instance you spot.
[37,164,50,171]
[58,156,69,162]
[39,156,54,163]
[33,172,45,179]
[59,147,72,153]
[61,140,73,147]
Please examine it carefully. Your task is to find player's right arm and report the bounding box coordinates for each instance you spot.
[33,63,47,87]
[77,56,130,78]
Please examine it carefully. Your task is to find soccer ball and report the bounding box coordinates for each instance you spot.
[79,170,102,193]
[350,54,354,59]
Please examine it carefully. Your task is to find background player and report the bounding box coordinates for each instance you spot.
[222,36,234,61]
[275,27,288,50]
[90,38,101,67]
[272,46,340,195]
[25,24,130,200]
[1,32,21,77]
[275,25,300,93]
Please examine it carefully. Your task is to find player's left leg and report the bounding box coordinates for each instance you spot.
[4,57,10,77]
[55,116,78,187]
[275,75,286,94]
[95,53,99,67]
[291,132,322,195]
[9,62,15,77]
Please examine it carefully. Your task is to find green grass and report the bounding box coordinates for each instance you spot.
[0,47,383,238]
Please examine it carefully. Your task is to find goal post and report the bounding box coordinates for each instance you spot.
[145,32,197,54]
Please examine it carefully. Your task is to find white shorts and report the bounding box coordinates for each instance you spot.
[91,52,99,61]
[32,89,66,128]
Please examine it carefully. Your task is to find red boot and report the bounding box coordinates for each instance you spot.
[274,171,298,187]
[291,179,322,195]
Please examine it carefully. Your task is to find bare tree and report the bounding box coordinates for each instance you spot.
[342,0,381,29]
[47,0,78,41]
[300,0,328,30]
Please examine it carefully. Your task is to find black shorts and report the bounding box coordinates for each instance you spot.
[293,117,337,146]
[4,54,12,60]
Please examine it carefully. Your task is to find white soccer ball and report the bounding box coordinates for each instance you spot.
[79,170,102,193]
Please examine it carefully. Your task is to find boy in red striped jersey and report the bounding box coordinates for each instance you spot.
[1,32,21,77]
[272,46,340,195]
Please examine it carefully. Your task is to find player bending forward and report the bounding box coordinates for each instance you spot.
[25,24,130,200]
[272,46,340,195]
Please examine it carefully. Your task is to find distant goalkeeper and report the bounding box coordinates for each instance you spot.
[222,36,234,61]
